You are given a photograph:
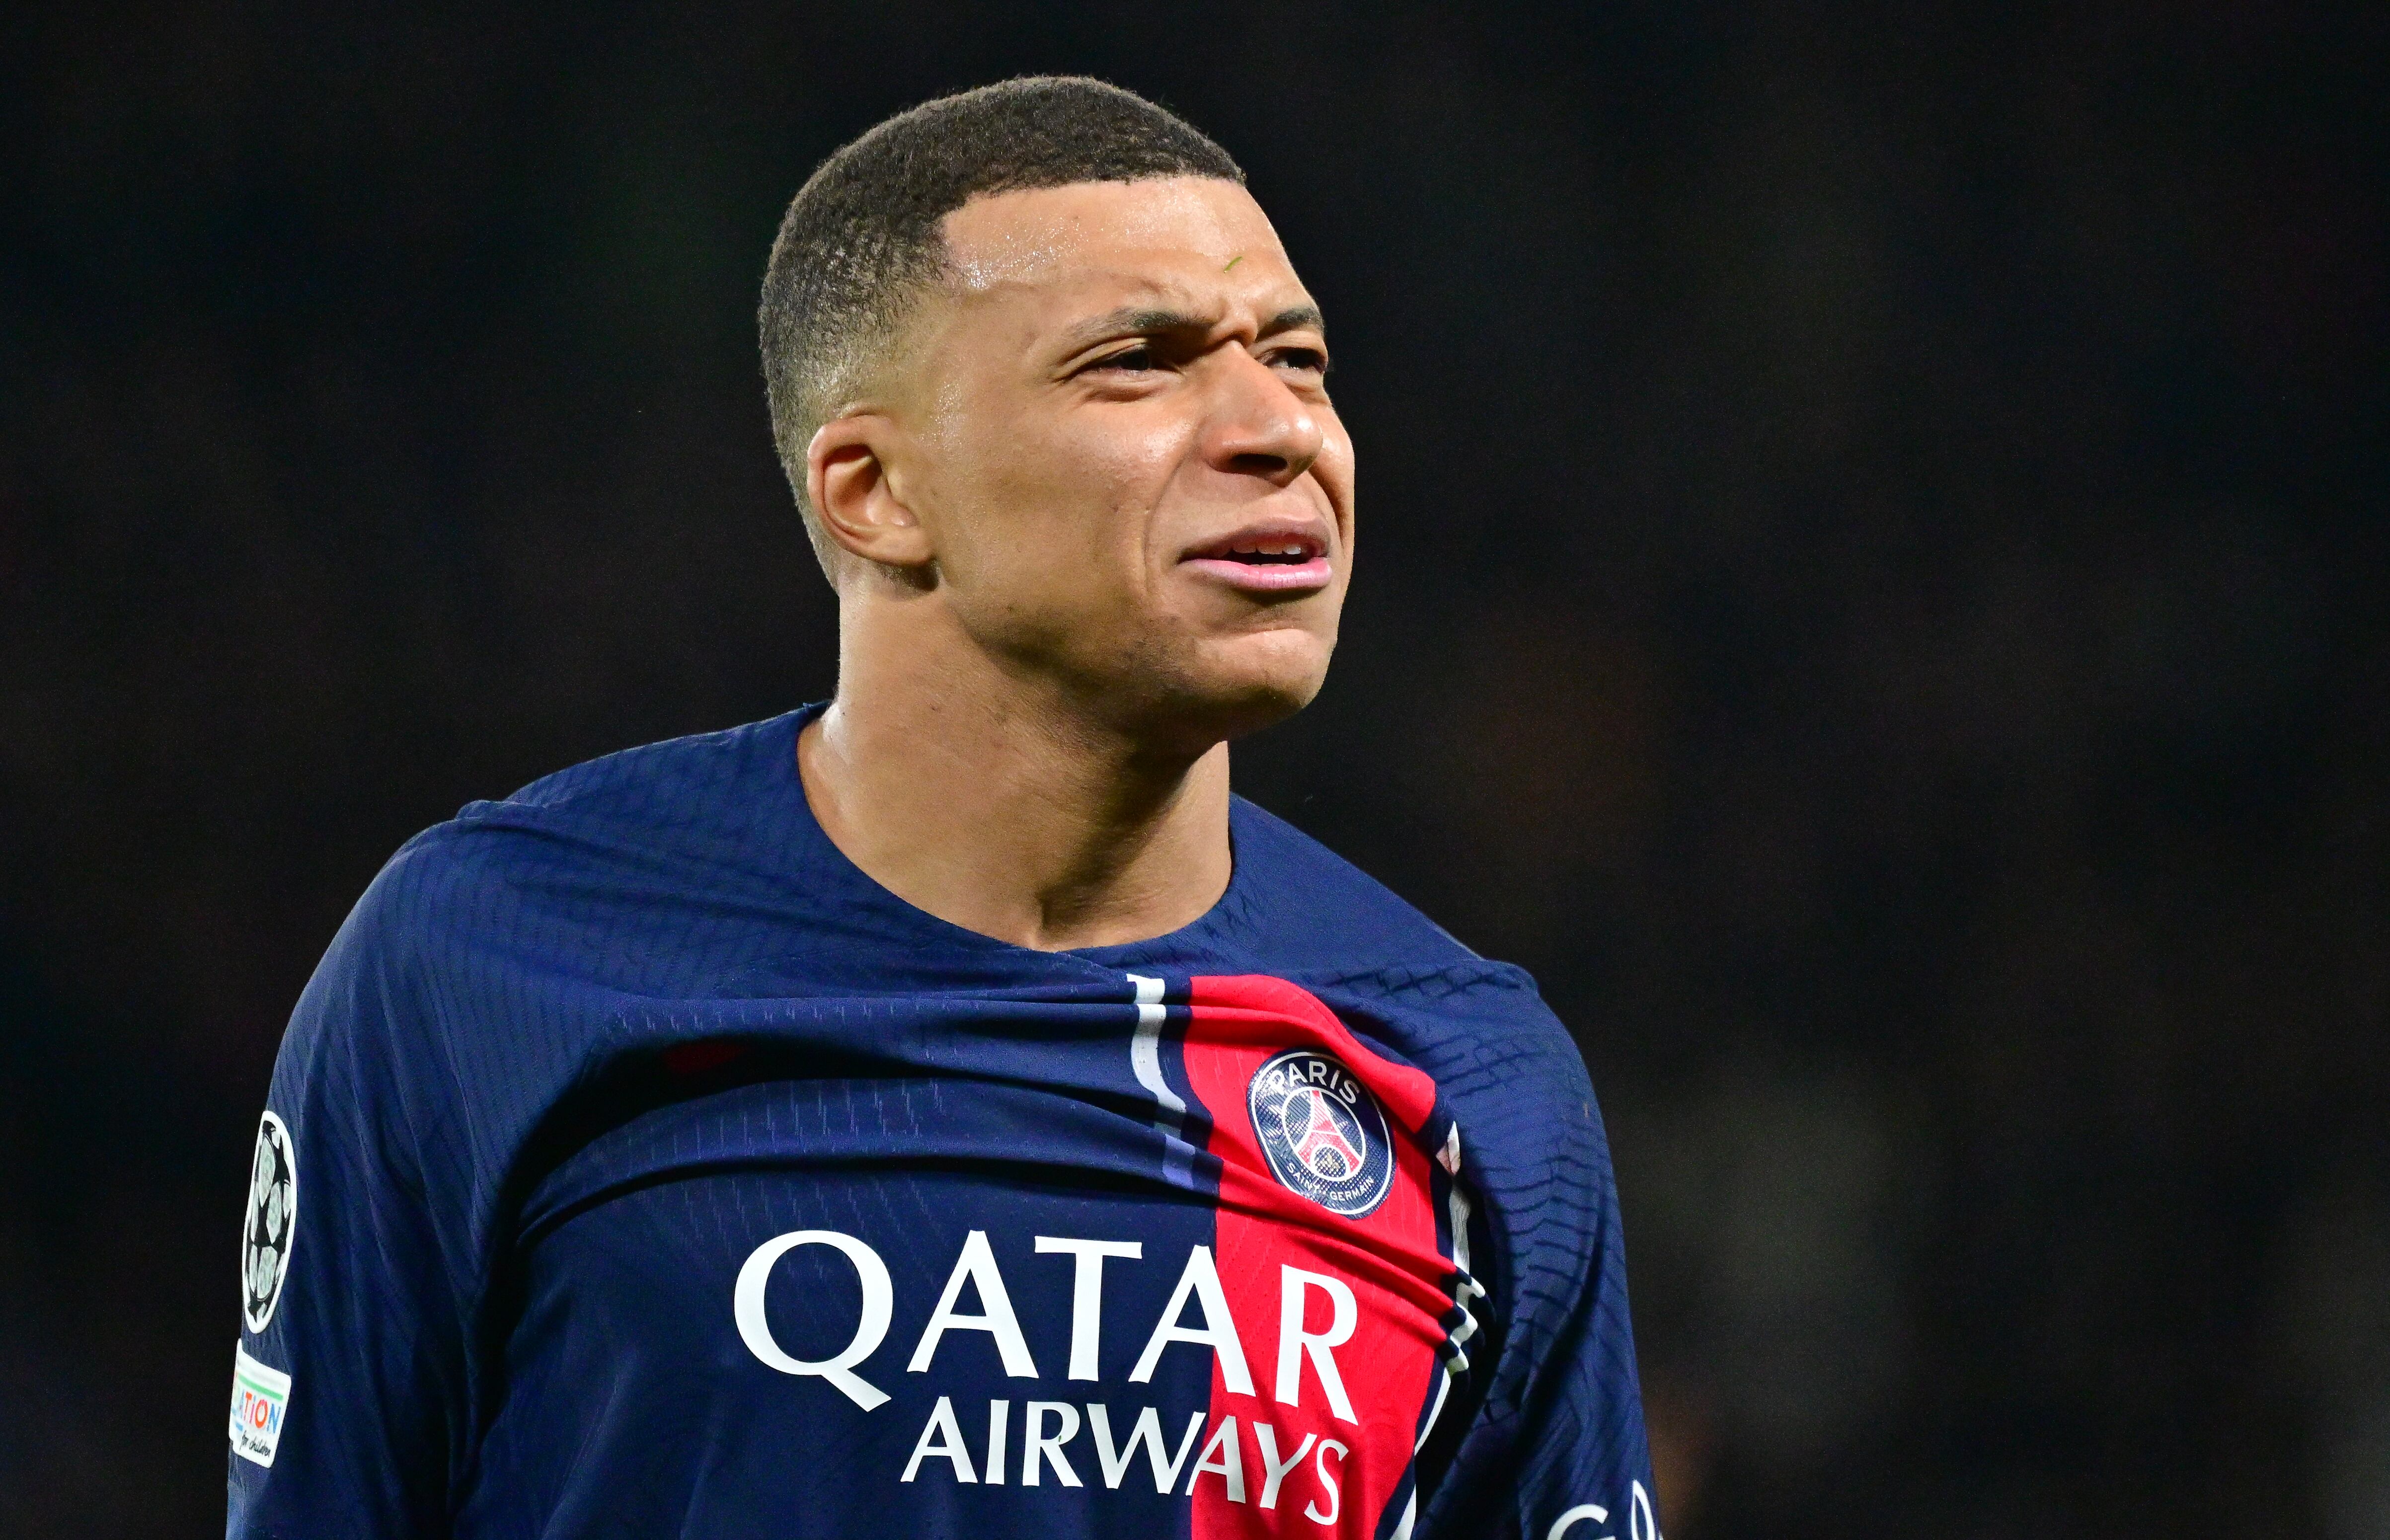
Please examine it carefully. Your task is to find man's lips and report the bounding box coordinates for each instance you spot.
[1179,525,1335,593]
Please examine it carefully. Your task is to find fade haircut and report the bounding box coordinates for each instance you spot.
[758,77,1244,575]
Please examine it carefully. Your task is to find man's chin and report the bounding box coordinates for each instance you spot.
[1116,639,1333,752]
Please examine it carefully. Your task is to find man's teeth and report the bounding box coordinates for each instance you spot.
[1226,541,1311,557]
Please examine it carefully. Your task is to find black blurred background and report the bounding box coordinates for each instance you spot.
[3,3,2386,1535]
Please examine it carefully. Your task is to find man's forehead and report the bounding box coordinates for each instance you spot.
[938,177,1298,299]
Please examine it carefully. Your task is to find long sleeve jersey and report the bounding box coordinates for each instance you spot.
[227,705,1657,1540]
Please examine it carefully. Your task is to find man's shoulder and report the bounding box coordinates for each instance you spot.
[474,709,805,832]
[396,709,805,877]
[335,711,820,978]
[1221,796,1582,1057]
[1224,795,1486,973]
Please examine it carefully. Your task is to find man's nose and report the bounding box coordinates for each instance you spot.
[1201,347,1324,486]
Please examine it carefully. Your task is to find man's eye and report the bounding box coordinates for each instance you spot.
[1088,343,1161,373]
[1270,347,1330,376]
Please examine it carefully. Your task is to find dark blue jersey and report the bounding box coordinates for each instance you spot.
[226,706,1656,1540]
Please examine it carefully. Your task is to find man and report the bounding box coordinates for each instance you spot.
[227,78,1656,1540]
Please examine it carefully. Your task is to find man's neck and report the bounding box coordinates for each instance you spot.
[796,610,1233,953]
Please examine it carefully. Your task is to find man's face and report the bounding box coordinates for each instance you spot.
[877,176,1353,748]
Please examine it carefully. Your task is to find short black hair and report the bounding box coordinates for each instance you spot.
[758,77,1244,573]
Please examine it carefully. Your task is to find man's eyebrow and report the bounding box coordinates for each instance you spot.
[1059,303,1327,349]
[1260,305,1326,338]
[1060,307,1213,348]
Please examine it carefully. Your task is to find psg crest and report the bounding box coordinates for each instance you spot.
[1248,1049,1394,1218]
[241,1110,298,1333]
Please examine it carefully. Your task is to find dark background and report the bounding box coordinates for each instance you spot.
[3,2,2385,1535]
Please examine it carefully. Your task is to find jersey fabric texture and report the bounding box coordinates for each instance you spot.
[226,706,1656,1540]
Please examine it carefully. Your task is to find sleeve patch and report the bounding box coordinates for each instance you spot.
[241,1110,298,1334]
[229,1344,292,1467]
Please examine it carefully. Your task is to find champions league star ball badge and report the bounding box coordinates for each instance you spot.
[1248,1049,1395,1218]
[241,1110,297,1333]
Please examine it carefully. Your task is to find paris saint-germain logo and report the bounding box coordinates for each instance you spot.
[241,1110,297,1333]
[1248,1050,1394,1219]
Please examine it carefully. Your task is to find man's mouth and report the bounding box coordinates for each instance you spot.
[1213,536,1323,565]
[1181,527,1334,593]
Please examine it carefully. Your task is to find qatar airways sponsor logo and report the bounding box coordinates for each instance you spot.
[898,1397,1351,1520]
[735,1228,1362,1515]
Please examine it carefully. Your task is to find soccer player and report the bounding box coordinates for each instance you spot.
[226,78,1657,1540]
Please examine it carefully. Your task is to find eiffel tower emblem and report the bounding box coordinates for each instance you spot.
[1286,1087,1366,1178]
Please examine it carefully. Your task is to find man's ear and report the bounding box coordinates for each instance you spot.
[807,415,934,570]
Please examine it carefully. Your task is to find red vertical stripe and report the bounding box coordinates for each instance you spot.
[1177,976,1451,1538]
